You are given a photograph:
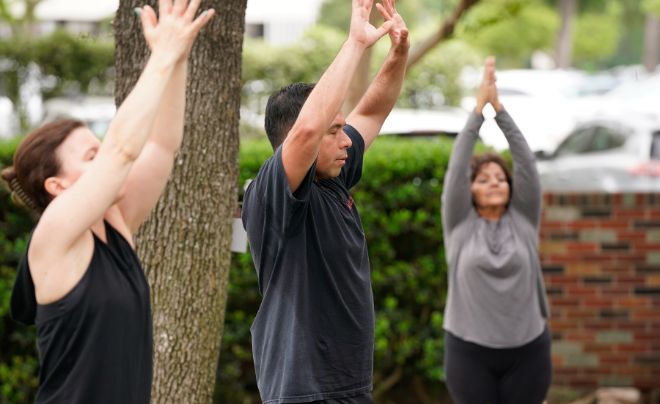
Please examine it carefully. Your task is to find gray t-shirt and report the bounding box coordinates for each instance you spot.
[242,125,374,403]
[441,109,549,348]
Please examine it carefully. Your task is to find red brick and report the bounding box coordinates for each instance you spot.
[632,309,660,320]
[566,309,597,320]
[600,353,630,365]
[616,321,648,331]
[584,320,615,330]
[633,243,660,252]
[552,297,581,307]
[583,298,613,308]
[566,286,598,297]
[566,243,599,252]
[616,297,651,309]
[616,343,651,353]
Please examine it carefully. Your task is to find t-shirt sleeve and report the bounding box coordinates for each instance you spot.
[243,145,316,236]
[340,124,365,189]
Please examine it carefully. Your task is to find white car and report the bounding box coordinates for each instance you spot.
[536,113,660,192]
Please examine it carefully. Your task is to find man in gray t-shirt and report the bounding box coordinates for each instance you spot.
[242,1,409,402]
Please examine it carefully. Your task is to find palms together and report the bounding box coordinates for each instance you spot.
[350,0,393,48]
[376,0,409,50]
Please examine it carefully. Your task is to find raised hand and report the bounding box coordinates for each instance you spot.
[475,56,502,114]
[138,0,215,64]
[376,0,409,52]
[349,0,394,48]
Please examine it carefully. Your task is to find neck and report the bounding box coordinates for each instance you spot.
[476,205,506,221]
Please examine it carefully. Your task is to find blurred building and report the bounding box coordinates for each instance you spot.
[245,0,323,45]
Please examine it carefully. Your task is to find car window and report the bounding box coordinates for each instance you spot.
[652,131,660,159]
[555,128,594,157]
[589,126,626,152]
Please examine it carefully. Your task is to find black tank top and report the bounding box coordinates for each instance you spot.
[10,221,152,403]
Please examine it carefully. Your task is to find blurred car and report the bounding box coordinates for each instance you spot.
[461,69,589,153]
[379,107,469,137]
[536,113,660,192]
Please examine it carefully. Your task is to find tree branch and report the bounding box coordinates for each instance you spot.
[406,0,480,71]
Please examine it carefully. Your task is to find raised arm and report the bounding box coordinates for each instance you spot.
[485,57,541,226]
[32,0,213,254]
[118,54,188,233]
[282,0,392,192]
[495,109,541,227]
[441,112,482,234]
[347,0,409,150]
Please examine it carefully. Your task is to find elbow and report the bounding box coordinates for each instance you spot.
[105,138,140,164]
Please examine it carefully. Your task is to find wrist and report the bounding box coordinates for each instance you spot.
[345,36,369,52]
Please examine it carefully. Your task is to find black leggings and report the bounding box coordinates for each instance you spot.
[444,327,552,404]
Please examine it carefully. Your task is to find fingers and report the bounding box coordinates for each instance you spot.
[483,56,496,83]
[184,0,202,21]
[189,8,215,36]
[158,0,172,15]
[139,6,157,35]
[374,20,394,39]
[172,0,188,14]
[375,3,391,20]
[385,0,396,15]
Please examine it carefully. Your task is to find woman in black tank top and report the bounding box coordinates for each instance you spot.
[1,2,215,403]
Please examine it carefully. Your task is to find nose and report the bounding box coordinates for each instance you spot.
[339,131,352,149]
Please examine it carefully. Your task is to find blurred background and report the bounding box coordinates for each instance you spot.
[1,1,660,403]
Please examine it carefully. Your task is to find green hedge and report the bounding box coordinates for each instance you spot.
[0,135,491,403]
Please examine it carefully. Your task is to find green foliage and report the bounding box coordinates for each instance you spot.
[0,132,495,402]
[459,0,559,68]
[318,0,442,32]
[0,30,114,120]
[642,0,660,15]
[572,4,623,70]
[216,135,491,402]
[401,39,481,107]
[0,138,38,404]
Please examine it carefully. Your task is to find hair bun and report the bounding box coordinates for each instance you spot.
[1,165,17,184]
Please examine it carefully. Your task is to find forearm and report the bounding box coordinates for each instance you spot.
[442,112,483,231]
[148,60,187,152]
[355,46,407,118]
[102,52,177,161]
[289,39,366,140]
[495,109,541,223]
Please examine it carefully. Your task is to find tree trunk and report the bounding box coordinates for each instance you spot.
[406,0,480,71]
[114,1,246,403]
[555,0,576,69]
[644,14,660,73]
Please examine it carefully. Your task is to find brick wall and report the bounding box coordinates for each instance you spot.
[540,193,660,391]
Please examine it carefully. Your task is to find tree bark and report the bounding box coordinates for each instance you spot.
[406,0,480,71]
[114,1,246,403]
[644,14,660,73]
[555,0,576,69]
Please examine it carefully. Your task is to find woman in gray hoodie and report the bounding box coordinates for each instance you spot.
[441,57,552,404]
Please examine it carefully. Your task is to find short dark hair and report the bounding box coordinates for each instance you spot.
[470,152,513,191]
[264,83,315,149]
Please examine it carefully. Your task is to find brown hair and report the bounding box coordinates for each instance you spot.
[1,119,85,213]
[470,152,513,193]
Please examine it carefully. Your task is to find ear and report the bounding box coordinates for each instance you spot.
[44,176,67,198]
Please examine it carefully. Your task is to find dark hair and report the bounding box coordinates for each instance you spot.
[470,153,513,201]
[0,119,85,213]
[264,83,315,149]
